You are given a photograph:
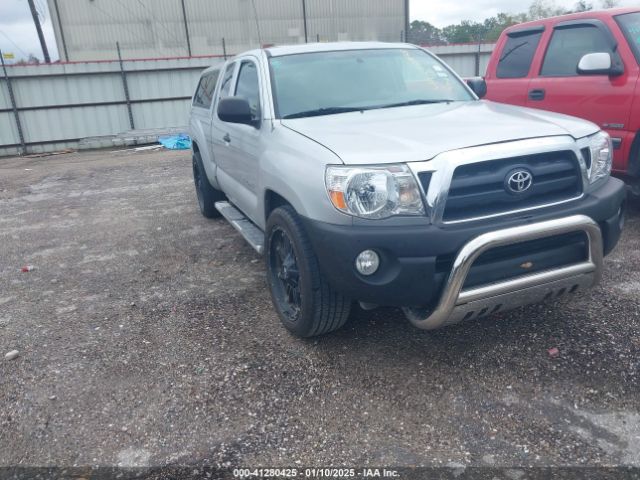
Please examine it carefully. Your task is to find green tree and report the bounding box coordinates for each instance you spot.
[600,0,619,8]
[528,0,567,20]
[482,13,526,41]
[572,1,594,12]
[411,0,601,47]
[408,20,445,45]
[15,54,41,65]
[440,20,489,43]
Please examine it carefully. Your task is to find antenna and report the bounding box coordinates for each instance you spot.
[250,0,263,47]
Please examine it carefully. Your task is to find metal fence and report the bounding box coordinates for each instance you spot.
[0,51,225,157]
[0,43,496,157]
[428,43,496,78]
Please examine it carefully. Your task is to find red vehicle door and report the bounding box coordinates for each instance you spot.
[614,11,640,180]
[485,25,545,106]
[526,19,635,173]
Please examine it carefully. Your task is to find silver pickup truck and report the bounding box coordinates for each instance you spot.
[189,42,626,338]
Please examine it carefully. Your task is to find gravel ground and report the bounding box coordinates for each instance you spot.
[0,149,639,471]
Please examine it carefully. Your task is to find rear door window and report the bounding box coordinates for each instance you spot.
[192,70,220,109]
[541,24,619,76]
[497,29,543,78]
[616,12,640,64]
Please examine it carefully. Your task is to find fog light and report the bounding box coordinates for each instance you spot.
[355,250,380,276]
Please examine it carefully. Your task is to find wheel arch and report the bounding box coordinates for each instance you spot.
[264,190,294,223]
[191,138,222,191]
[627,130,640,178]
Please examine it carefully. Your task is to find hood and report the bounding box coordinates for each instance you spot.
[281,100,599,165]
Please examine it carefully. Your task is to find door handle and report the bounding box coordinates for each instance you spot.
[223,133,231,143]
[529,89,545,101]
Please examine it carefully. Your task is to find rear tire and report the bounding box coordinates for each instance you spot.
[192,152,225,218]
[266,206,351,337]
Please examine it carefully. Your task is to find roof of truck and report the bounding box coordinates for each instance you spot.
[263,41,419,57]
[198,42,426,76]
[503,6,639,34]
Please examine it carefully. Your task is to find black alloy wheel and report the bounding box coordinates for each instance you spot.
[268,226,302,322]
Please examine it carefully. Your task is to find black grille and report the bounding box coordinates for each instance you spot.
[443,151,582,222]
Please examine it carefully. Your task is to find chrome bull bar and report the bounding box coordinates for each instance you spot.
[404,215,603,330]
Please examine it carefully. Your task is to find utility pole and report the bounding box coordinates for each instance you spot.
[180,0,192,57]
[404,0,410,44]
[1,49,26,154]
[27,0,51,63]
[301,0,308,43]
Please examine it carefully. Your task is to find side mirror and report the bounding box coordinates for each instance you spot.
[577,52,623,76]
[218,97,256,126]
[466,78,487,99]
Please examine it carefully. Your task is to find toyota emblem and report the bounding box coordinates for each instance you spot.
[505,169,533,194]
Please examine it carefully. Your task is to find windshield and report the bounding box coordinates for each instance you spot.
[269,48,475,119]
[616,12,640,65]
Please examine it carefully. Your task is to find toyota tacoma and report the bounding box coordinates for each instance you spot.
[189,42,625,337]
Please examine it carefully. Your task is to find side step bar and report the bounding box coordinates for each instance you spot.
[215,201,265,254]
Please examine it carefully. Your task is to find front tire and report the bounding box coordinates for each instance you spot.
[266,206,351,337]
[192,152,225,218]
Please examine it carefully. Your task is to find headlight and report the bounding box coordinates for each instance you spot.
[325,164,425,219]
[588,131,612,185]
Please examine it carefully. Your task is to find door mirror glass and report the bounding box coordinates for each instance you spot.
[218,97,255,126]
[577,52,613,75]
[466,78,487,98]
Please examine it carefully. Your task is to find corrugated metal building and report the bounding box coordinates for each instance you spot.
[47,0,409,61]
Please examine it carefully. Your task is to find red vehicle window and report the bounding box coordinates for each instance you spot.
[497,30,543,78]
[616,12,640,64]
[541,25,618,76]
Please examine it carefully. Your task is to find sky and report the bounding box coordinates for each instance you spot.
[0,0,638,62]
[0,0,57,62]
[412,0,638,27]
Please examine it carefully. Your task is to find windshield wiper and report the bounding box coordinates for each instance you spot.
[283,106,369,119]
[372,99,455,110]
[282,100,454,119]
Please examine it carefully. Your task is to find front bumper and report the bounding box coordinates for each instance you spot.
[301,177,626,320]
[403,215,601,329]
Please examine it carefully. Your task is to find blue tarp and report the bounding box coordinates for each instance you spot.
[158,134,192,150]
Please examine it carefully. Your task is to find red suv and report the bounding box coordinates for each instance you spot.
[484,8,640,194]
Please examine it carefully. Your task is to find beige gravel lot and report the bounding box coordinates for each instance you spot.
[0,149,639,473]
